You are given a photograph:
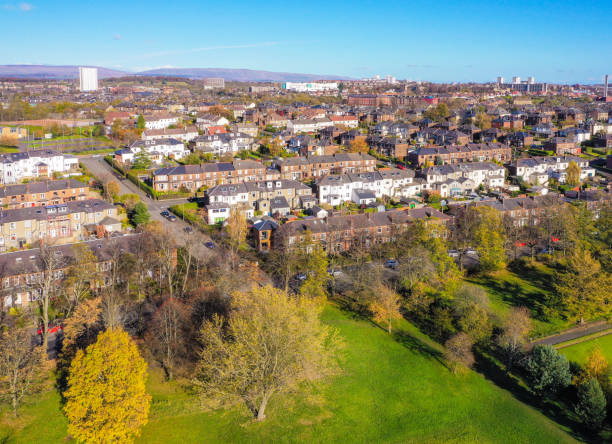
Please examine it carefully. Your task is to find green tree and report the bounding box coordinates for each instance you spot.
[554,249,611,323]
[454,284,492,344]
[64,329,151,444]
[194,286,340,421]
[136,115,145,130]
[130,202,150,226]
[132,150,152,170]
[566,160,581,187]
[473,206,506,272]
[526,344,571,396]
[575,378,607,431]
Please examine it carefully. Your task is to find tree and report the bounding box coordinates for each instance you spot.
[0,328,42,416]
[136,115,145,130]
[444,332,475,374]
[116,193,140,211]
[575,378,607,431]
[526,344,571,396]
[130,202,150,226]
[497,307,532,369]
[62,243,100,315]
[131,150,152,170]
[226,208,247,270]
[566,160,581,187]
[299,242,329,300]
[149,298,187,380]
[473,206,506,272]
[64,329,151,444]
[194,286,340,421]
[554,249,610,323]
[268,138,284,157]
[474,112,492,130]
[103,180,120,201]
[348,137,369,154]
[576,347,612,393]
[370,284,402,334]
[453,284,492,344]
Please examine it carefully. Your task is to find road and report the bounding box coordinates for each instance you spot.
[80,156,216,259]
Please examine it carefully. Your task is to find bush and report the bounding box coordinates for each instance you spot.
[575,378,607,431]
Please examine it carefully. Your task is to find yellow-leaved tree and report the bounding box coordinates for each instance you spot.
[195,286,341,421]
[64,328,151,444]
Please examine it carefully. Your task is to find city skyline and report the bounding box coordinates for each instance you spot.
[1,0,612,83]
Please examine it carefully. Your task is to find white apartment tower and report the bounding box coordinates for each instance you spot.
[79,67,98,92]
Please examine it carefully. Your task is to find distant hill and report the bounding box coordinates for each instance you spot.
[135,67,351,82]
[0,65,350,82]
[0,65,128,79]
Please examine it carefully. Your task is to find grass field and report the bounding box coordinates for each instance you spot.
[0,305,577,444]
[559,333,612,365]
[467,261,570,337]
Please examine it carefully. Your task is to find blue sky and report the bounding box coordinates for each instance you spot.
[2,0,611,83]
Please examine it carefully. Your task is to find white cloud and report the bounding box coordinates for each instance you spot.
[113,33,121,40]
[2,2,34,11]
[140,42,280,59]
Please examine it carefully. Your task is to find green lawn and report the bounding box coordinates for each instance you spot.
[1,306,576,444]
[467,262,569,337]
[559,333,612,365]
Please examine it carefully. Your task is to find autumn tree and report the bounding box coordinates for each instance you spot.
[474,112,492,130]
[226,208,247,270]
[299,241,329,300]
[348,137,369,154]
[473,206,506,272]
[103,180,120,201]
[444,332,475,374]
[576,347,612,395]
[0,328,42,416]
[64,329,151,444]
[497,306,532,369]
[554,249,611,323]
[194,286,340,421]
[370,284,402,334]
[268,138,284,157]
[566,160,581,187]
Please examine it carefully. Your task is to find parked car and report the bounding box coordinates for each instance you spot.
[160,211,170,217]
[296,273,307,281]
[385,259,399,269]
[328,268,343,277]
[447,250,459,258]
[184,226,193,233]
[168,215,177,222]
[205,241,215,249]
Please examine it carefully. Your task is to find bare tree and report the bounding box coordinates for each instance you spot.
[444,332,475,374]
[0,327,42,416]
[498,306,532,370]
[29,240,64,353]
[149,298,187,380]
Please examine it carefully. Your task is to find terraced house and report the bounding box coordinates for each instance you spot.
[0,179,90,209]
[271,207,450,253]
[153,159,279,192]
[0,199,120,251]
[408,143,511,166]
[273,153,376,180]
[509,156,594,185]
[0,149,80,184]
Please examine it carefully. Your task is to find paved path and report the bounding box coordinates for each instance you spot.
[532,321,612,346]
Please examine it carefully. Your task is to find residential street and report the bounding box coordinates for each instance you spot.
[79,156,216,260]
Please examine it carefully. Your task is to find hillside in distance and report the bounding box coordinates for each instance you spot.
[0,65,128,79]
[135,67,351,82]
[0,65,350,82]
